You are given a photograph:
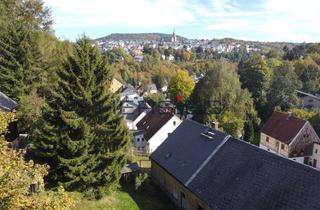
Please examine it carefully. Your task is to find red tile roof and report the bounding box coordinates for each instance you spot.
[261,112,307,144]
[136,109,174,141]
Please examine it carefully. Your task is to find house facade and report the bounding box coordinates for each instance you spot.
[260,111,320,168]
[151,120,320,210]
[123,102,151,130]
[296,90,320,109]
[0,91,19,112]
[135,108,182,154]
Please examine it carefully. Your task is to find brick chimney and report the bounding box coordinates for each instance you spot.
[287,112,292,120]
[211,121,219,130]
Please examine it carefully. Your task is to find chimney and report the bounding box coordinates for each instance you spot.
[287,112,292,120]
[211,121,219,130]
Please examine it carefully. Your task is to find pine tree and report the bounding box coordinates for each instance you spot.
[27,37,131,197]
[0,0,53,101]
[243,120,254,143]
[0,26,24,100]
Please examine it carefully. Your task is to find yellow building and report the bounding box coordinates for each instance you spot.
[109,78,123,93]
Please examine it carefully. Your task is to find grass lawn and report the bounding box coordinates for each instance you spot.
[73,154,174,210]
[73,181,175,210]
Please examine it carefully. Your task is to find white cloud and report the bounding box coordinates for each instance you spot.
[44,0,320,42]
[44,0,195,28]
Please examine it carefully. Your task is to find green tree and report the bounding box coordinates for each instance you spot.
[0,0,53,100]
[243,120,254,143]
[27,37,131,197]
[267,62,302,111]
[0,112,75,210]
[168,70,195,103]
[191,60,259,137]
[238,54,271,103]
[0,26,24,100]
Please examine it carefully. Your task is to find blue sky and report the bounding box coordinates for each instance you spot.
[43,0,320,42]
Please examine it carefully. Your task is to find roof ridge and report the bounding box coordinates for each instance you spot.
[232,137,320,173]
[185,134,231,186]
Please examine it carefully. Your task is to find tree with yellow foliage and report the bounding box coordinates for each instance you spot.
[168,70,195,104]
[0,112,75,209]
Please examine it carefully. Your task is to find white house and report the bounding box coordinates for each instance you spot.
[133,130,145,153]
[123,101,151,130]
[119,85,143,103]
[135,109,182,154]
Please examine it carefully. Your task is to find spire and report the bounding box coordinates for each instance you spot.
[171,28,177,43]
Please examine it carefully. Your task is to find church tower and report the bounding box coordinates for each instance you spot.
[171,28,177,43]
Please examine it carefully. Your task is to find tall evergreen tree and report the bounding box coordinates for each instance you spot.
[27,37,131,197]
[0,26,24,100]
[243,120,254,143]
[0,0,52,100]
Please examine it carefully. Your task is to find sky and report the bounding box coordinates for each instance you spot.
[43,0,320,42]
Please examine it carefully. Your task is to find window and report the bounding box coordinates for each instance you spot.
[172,186,178,200]
[173,121,176,126]
[266,137,269,142]
[281,144,285,150]
[316,149,318,154]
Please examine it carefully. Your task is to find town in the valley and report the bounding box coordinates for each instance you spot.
[2,0,320,209]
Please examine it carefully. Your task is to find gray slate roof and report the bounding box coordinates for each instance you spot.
[150,120,229,184]
[296,90,320,100]
[119,85,138,98]
[0,91,18,112]
[151,120,320,210]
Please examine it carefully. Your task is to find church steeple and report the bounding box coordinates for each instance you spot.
[171,28,177,43]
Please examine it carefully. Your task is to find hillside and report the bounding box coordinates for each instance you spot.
[96,33,188,42]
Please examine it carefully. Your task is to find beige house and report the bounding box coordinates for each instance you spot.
[260,112,320,167]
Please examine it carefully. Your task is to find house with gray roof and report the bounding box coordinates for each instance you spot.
[0,91,18,112]
[150,120,320,210]
[296,90,320,109]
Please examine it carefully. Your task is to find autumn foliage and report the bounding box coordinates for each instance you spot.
[0,112,75,209]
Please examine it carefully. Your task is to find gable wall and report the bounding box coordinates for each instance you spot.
[148,116,182,153]
[151,161,210,210]
[259,133,289,157]
[289,122,320,156]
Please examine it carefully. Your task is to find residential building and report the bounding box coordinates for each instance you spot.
[132,130,145,153]
[123,101,151,130]
[109,78,123,93]
[0,91,19,141]
[135,108,182,154]
[260,111,320,168]
[150,120,320,210]
[147,83,158,95]
[296,90,320,109]
[119,85,143,103]
[0,91,18,112]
